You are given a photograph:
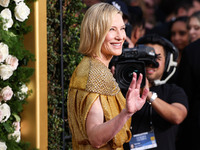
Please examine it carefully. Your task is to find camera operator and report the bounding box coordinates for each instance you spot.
[123,34,188,150]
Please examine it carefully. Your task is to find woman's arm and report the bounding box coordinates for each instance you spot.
[86,73,149,148]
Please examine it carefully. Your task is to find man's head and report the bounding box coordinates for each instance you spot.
[128,6,145,45]
[143,43,166,83]
[137,34,178,85]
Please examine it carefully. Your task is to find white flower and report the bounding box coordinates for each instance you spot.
[0,86,13,102]
[8,131,21,143]
[0,64,13,80]
[21,84,28,93]
[13,121,20,131]
[14,2,30,22]
[0,141,7,150]
[5,55,19,71]
[0,0,10,7]
[0,42,9,63]
[0,103,11,123]
[17,84,28,100]
[0,8,13,30]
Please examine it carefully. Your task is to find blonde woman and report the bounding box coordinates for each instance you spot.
[67,3,148,150]
[188,11,200,42]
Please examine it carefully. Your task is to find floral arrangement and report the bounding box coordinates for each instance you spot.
[0,0,35,149]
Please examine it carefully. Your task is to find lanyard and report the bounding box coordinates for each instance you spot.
[149,105,154,131]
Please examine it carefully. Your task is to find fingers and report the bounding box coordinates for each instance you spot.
[129,72,143,89]
[126,73,143,98]
[140,78,149,100]
[126,73,136,98]
[136,73,143,89]
[141,87,149,100]
[144,78,150,89]
[129,72,137,89]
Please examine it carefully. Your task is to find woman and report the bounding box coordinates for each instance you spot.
[168,16,189,84]
[67,3,149,150]
[188,11,200,43]
[170,16,189,65]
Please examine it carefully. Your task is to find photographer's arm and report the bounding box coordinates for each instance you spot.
[86,73,149,148]
[148,93,187,125]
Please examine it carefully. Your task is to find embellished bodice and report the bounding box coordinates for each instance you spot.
[86,57,120,95]
[69,56,120,95]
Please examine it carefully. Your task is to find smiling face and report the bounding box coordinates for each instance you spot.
[145,44,166,83]
[101,13,126,62]
[188,17,200,42]
[171,21,189,51]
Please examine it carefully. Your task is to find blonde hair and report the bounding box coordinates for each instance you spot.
[78,3,122,57]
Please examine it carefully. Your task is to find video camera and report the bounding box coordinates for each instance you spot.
[111,44,158,93]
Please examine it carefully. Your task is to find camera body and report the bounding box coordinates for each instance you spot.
[111,44,158,92]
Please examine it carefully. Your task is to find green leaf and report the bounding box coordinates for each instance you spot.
[3,122,14,133]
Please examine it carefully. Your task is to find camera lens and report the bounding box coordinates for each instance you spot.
[115,60,146,90]
[121,65,137,85]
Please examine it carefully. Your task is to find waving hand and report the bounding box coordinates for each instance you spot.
[126,72,149,116]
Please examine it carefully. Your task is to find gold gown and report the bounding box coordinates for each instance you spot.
[67,56,131,150]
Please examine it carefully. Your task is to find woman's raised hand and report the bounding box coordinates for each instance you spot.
[125,72,149,116]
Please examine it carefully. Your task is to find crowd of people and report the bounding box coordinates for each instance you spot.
[67,0,200,149]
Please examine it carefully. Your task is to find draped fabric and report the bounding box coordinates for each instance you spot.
[67,56,131,150]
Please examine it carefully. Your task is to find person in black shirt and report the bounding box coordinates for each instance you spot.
[124,34,188,150]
